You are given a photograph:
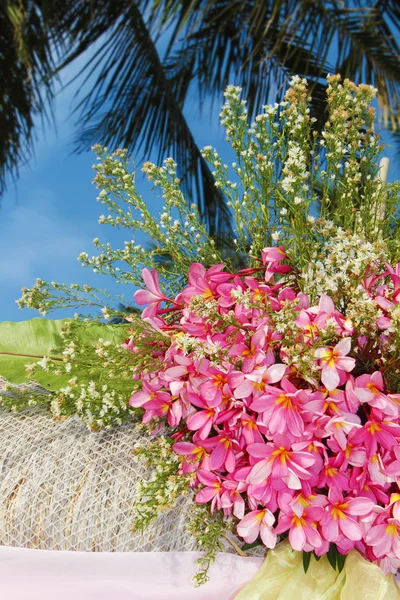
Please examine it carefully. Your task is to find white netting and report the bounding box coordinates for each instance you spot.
[0,378,199,552]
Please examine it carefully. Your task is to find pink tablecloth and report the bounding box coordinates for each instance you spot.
[0,547,263,599]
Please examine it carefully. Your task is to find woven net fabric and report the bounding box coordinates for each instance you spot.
[0,378,198,552]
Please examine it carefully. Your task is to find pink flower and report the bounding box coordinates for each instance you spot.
[261,247,287,264]
[247,434,315,490]
[351,420,400,458]
[230,329,267,373]
[315,338,355,391]
[366,517,400,558]
[195,470,223,512]
[172,442,209,472]
[221,479,246,519]
[233,364,286,399]
[186,405,219,439]
[320,488,374,543]
[134,268,174,318]
[206,432,241,473]
[275,498,324,551]
[237,509,277,548]
[250,378,305,437]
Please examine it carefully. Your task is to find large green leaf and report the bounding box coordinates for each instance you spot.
[0,318,125,391]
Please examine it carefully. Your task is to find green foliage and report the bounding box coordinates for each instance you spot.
[186,504,232,587]
[302,551,312,573]
[0,318,123,389]
[132,436,195,531]
[0,318,135,428]
[0,318,68,388]
[326,543,347,573]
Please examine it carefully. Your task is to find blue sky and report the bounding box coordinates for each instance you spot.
[0,51,229,323]
[1,52,398,323]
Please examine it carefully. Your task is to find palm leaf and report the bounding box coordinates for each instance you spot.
[0,0,58,193]
[57,0,232,237]
[160,0,399,125]
[0,318,124,390]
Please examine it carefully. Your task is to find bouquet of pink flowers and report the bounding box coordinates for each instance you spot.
[11,75,400,591]
[129,245,400,574]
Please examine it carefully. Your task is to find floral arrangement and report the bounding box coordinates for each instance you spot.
[129,244,400,575]
[3,74,400,586]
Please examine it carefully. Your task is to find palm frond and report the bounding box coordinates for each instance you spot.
[0,0,58,193]
[57,0,232,237]
[160,0,399,125]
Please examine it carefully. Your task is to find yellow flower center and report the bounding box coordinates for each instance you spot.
[331,502,348,520]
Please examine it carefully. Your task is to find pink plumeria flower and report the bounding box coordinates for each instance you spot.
[261,246,287,264]
[317,458,350,491]
[237,509,277,548]
[205,431,241,473]
[247,434,315,490]
[323,414,361,450]
[221,479,247,519]
[172,441,209,472]
[233,364,286,399]
[230,329,267,374]
[320,488,374,543]
[186,394,220,439]
[366,517,400,559]
[315,338,356,391]
[351,420,400,458]
[353,372,398,417]
[250,378,305,437]
[275,496,324,551]
[134,268,176,318]
[195,470,223,513]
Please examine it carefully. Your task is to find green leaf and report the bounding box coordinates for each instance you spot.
[313,551,321,561]
[327,543,338,571]
[302,551,312,573]
[241,539,262,551]
[336,552,346,573]
[0,318,125,391]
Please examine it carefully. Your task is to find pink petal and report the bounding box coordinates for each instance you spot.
[237,512,260,543]
[142,268,161,296]
[129,390,151,407]
[339,517,362,541]
[134,289,160,305]
[172,442,196,455]
[266,363,287,383]
[234,379,253,399]
[197,470,219,486]
[187,410,210,431]
[247,443,270,458]
[335,338,351,356]
[260,523,277,548]
[346,497,374,516]
[164,366,188,379]
[248,460,272,484]
[319,294,335,315]
[304,525,322,548]
[322,519,339,542]
[210,443,226,470]
[321,365,340,391]
[289,524,306,551]
[195,487,217,504]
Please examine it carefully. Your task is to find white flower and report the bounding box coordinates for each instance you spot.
[37,357,49,370]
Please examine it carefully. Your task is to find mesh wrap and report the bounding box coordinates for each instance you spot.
[0,379,264,558]
[0,379,198,552]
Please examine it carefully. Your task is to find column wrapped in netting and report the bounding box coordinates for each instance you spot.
[0,379,198,552]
